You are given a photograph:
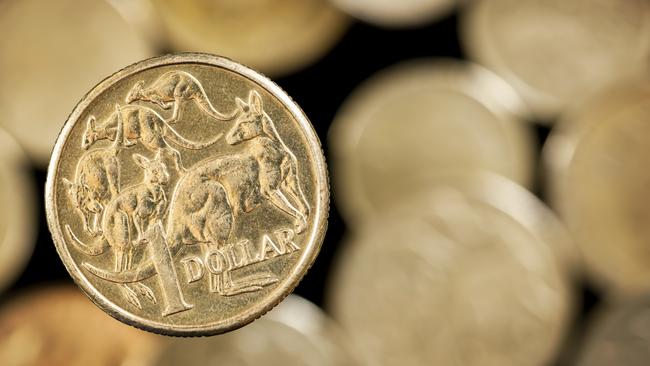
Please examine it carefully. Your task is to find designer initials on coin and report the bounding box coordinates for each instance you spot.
[45,54,329,336]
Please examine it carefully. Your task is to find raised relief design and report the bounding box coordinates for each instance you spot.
[63,72,310,316]
[63,137,121,237]
[82,103,223,171]
[125,70,239,123]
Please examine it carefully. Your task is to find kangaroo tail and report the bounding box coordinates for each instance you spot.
[195,95,239,121]
[164,125,223,150]
[82,260,156,283]
[65,225,109,256]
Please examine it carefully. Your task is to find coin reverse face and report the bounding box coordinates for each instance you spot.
[45,53,329,336]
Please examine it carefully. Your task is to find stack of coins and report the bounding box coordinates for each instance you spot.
[0,0,649,365]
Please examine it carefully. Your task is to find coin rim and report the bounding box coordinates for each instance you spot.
[45,52,329,336]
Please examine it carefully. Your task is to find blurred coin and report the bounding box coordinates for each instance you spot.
[461,0,650,119]
[154,295,358,365]
[0,128,36,294]
[328,173,572,366]
[106,0,167,49]
[331,0,456,27]
[0,0,154,165]
[576,295,650,366]
[329,59,534,225]
[0,286,163,366]
[150,0,349,76]
[544,80,650,295]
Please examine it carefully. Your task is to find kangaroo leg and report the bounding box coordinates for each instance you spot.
[169,96,182,123]
[107,161,120,198]
[282,187,308,234]
[267,189,305,232]
[161,146,185,173]
[282,173,309,219]
[91,211,102,236]
[133,215,144,244]
[114,250,123,272]
[82,212,94,236]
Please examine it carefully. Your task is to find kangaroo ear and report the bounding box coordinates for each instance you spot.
[62,178,74,191]
[235,97,247,111]
[248,90,262,115]
[132,154,149,168]
[86,115,96,130]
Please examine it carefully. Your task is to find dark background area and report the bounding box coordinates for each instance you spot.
[7,10,600,366]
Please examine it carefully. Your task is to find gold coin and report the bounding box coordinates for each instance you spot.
[329,59,535,225]
[45,53,329,336]
[0,128,36,294]
[331,0,456,27]
[0,286,163,366]
[150,0,349,76]
[544,79,650,295]
[0,0,154,165]
[461,0,650,119]
[154,295,358,365]
[576,295,650,366]
[328,174,572,366]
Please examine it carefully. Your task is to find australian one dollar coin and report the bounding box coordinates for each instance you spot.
[45,53,329,336]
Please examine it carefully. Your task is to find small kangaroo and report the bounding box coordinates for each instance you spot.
[125,70,238,123]
[67,152,170,309]
[63,119,123,236]
[225,90,310,233]
[82,104,223,171]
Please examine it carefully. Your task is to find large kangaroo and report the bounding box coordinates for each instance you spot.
[125,70,238,123]
[66,152,170,309]
[82,104,223,171]
[63,119,123,236]
[225,90,310,233]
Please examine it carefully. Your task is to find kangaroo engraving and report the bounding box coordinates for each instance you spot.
[225,90,310,233]
[67,152,170,309]
[125,70,238,124]
[63,117,123,237]
[63,150,120,237]
[82,104,223,171]
[79,90,310,299]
